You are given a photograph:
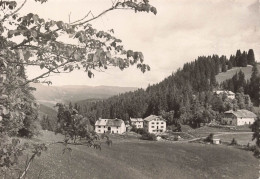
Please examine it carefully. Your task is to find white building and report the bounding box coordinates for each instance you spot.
[214,90,235,99]
[222,110,257,126]
[143,115,166,133]
[95,118,126,134]
[130,118,144,128]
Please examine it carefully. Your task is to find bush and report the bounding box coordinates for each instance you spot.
[204,133,214,143]
[131,126,147,135]
[230,138,238,145]
[173,135,179,141]
[140,132,157,141]
[253,147,260,158]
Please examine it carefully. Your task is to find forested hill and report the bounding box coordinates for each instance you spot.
[78,49,259,126]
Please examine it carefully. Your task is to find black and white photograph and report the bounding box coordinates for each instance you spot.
[0,0,260,178]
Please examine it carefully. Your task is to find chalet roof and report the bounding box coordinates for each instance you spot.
[95,118,124,127]
[224,110,257,118]
[144,115,166,122]
[130,118,143,122]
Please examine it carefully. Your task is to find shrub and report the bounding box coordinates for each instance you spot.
[131,125,137,132]
[253,147,260,158]
[173,135,179,141]
[230,138,238,145]
[140,132,157,141]
[204,133,214,143]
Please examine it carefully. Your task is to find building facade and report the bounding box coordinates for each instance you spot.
[222,110,257,126]
[214,90,235,99]
[130,118,144,128]
[144,115,166,133]
[95,118,126,134]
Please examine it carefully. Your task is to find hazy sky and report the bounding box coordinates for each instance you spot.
[21,0,260,88]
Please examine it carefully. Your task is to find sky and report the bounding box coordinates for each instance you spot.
[20,0,260,88]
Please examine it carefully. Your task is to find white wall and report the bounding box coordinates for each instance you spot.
[146,120,166,133]
[237,118,255,126]
[222,117,255,126]
[95,122,126,134]
[132,121,143,128]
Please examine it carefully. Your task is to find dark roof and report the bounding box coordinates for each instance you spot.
[224,110,257,118]
[144,115,166,122]
[95,118,124,127]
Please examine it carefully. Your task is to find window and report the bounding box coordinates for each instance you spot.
[151,122,154,124]
[117,131,118,133]
[161,122,164,124]
[117,127,119,129]
[161,126,164,128]
[151,126,154,128]
[98,126,101,128]
[98,130,101,132]
[157,122,159,124]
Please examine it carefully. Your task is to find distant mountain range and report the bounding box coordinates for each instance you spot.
[31,83,137,108]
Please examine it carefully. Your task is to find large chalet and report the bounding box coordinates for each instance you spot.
[144,115,166,133]
[95,118,126,134]
[222,109,257,126]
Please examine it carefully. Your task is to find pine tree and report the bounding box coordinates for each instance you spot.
[247,49,256,65]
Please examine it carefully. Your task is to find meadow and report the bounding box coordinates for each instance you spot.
[18,131,259,179]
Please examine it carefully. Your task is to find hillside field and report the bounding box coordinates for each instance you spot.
[216,64,260,83]
[14,131,259,179]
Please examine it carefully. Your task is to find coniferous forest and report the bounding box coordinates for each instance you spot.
[78,49,259,128]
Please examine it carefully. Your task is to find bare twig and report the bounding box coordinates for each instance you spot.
[70,11,92,25]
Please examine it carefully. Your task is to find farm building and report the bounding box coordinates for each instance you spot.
[95,118,126,134]
[222,110,257,126]
[130,117,144,128]
[214,90,235,99]
[144,115,166,133]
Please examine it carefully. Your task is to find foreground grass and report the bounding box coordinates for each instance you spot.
[16,131,258,179]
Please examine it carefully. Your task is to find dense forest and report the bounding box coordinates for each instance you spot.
[77,49,259,128]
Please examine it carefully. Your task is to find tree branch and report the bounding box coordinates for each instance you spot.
[0,0,28,23]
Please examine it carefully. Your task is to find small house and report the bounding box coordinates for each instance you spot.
[130,117,144,128]
[143,115,166,133]
[214,90,235,99]
[95,118,126,134]
[213,138,220,145]
[222,109,257,126]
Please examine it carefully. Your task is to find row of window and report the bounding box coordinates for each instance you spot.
[151,122,164,125]
[98,130,119,133]
[151,126,164,128]
[97,126,119,129]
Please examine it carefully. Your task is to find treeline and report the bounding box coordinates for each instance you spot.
[78,49,258,127]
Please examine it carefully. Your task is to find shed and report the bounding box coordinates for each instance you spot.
[213,138,220,145]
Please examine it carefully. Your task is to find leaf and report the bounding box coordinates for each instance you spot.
[74,53,80,61]
[56,21,64,29]
[40,62,45,69]
[88,71,94,78]
[24,51,31,61]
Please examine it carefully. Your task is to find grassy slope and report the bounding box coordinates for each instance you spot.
[38,104,57,119]
[23,131,258,179]
[216,64,260,83]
